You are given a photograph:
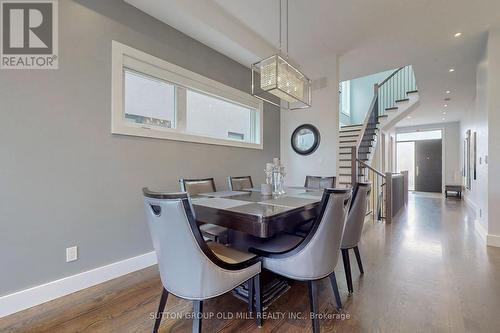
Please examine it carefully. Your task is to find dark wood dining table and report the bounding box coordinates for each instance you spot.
[191,187,323,238]
[191,187,324,308]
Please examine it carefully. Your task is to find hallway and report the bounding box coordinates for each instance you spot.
[2,193,500,333]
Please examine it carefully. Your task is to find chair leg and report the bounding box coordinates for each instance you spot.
[328,272,342,310]
[353,246,364,274]
[153,288,169,333]
[192,300,203,333]
[342,249,353,294]
[247,278,254,313]
[307,280,320,333]
[254,273,263,328]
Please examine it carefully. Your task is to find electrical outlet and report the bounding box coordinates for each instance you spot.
[66,246,78,262]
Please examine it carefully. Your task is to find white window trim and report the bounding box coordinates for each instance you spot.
[340,80,350,116]
[111,41,264,149]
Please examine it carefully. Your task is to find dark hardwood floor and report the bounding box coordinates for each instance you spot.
[2,192,500,332]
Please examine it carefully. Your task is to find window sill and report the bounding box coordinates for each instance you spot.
[111,123,263,150]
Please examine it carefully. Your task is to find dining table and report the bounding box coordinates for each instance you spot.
[191,186,324,308]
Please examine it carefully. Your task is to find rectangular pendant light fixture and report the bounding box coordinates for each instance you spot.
[251,0,311,110]
[252,54,312,110]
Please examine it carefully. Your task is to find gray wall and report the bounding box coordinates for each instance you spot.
[0,0,280,296]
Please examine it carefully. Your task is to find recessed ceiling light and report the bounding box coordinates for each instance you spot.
[444,104,448,107]
[454,32,462,38]
[443,111,447,115]
[407,116,412,118]
[442,117,446,121]
[446,90,451,94]
[449,68,455,72]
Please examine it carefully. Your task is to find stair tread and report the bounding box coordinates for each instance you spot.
[340,123,363,128]
[385,107,398,111]
[395,98,410,103]
[407,90,418,94]
[340,129,362,133]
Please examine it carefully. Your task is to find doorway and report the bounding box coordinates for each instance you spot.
[396,130,443,193]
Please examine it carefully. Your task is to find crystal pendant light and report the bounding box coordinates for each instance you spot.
[251,0,311,110]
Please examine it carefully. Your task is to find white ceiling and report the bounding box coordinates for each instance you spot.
[125,0,500,127]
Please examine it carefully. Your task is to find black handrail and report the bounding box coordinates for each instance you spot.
[357,159,386,178]
[377,66,404,88]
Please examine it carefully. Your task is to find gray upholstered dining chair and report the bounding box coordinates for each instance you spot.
[228,176,253,191]
[179,178,228,243]
[293,176,337,235]
[248,188,352,332]
[341,182,371,294]
[304,176,336,189]
[143,188,262,333]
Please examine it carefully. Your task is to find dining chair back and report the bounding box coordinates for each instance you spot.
[179,178,216,195]
[179,178,228,243]
[228,176,253,191]
[342,182,371,249]
[143,188,261,332]
[249,188,352,332]
[340,181,371,294]
[260,188,352,281]
[304,176,336,189]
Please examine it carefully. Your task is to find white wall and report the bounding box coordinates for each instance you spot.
[461,51,489,235]
[396,122,461,190]
[486,28,500,242]
[460,27,500,247]
[281,56,339,186]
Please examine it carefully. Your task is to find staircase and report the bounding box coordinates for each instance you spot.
[337,65,419,188]
[338,123,378,186]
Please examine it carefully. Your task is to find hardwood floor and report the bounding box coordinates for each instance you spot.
[2,192,500,332]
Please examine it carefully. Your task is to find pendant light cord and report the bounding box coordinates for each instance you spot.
[278,0,289,58]
[286,0,289,57]
[278,0,281,53]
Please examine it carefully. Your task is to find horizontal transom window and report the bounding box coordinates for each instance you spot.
[112,41,263,149]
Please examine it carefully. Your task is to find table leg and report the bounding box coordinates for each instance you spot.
[233,273,290,310]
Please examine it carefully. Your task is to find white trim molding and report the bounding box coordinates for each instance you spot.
[111,41,264,150]
[487,234,500,247]
[463,195,500,247]
[0,251,157,318]
[464,196,487,243]
[475,218,488,243]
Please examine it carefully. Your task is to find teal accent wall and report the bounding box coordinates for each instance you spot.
[340,69,395,125]
[350,70,394,124]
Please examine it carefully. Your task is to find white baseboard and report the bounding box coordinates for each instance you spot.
[487,234,500,247]
[0,251,157,318]
[463,194,478,211]
[462,196,500,247]
[475,220,488,243]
